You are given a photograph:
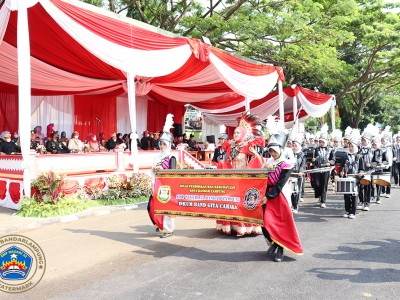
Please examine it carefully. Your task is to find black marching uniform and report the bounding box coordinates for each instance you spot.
[340,151,364,217]
[370,146,382,202]
[313,145,334,205]
[358,145,374,209]
[291,149,306,211]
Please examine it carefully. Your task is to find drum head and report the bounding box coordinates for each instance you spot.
[374,179,390,187]
[360,178,371,185]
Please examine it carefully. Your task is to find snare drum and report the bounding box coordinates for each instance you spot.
[290,177,299,195]
[360,174,371,185]
[372,172,391,186]
[334,177,357,195]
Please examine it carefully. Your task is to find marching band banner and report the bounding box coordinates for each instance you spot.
[153,169,268,224]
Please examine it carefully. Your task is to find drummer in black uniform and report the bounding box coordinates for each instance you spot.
[370,135,383,203]
[291,135,306,213]
[339,131,364,219]
[357,127,375,211]
[379,128,393,200]
[312,129,334,208]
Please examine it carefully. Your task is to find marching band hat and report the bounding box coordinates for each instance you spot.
[159,131,174,144]
[319,132,329,142]
[189,134,195,138]
[361,132,372,141]
[268,131,288,149]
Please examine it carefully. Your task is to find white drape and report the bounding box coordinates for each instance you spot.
[31,95,74,134]
[209,52,279,100]
[0,3,10,45]
[116,95,148,136]
[40,0,192,76]
[297,91,333,117]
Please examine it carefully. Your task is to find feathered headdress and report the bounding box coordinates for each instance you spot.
[237,113,265,139]
[159,114,174,144]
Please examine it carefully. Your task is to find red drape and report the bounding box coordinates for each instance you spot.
[146,100,184,133]
[74,95,116,141]
[0,92,18,134]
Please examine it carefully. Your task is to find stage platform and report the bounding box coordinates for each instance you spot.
[0,149,206,209]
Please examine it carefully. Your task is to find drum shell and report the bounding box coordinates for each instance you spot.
[372,172,391,186]
[334,177,357,195]
[360,174,371,185]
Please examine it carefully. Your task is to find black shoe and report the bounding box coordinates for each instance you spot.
[274,247,284,262]
[160,232,173,238]
[267,243,278,255]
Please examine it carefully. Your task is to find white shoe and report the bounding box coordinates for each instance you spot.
[370,197,375,202]
[348,214,355,219]
[381,193,386,197]
[343,212,349,218]
[356,203,363,209]
[363,205,370,211]
[300,198,304,202]
[320,203,326,208]
[292,209,298,214]
[386,194,390,198]
[376,200,381,204]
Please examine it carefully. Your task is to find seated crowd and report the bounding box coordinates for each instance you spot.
[1,125,202,155]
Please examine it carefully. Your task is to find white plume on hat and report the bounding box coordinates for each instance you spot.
[381,126,392,142]
[349,128,361,146]
[318,124,329,141]
[266,115,286,135]
[362,123,379,141]
[163,113,174,133]
[331,129,342,141]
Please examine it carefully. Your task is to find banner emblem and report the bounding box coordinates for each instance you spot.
[157,185,171,203]
[244,188,260,210]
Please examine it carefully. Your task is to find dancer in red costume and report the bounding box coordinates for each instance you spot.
[262,130,303,262]
[216,114,265,236]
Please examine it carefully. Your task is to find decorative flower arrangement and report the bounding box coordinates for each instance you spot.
[204,141,209,149]
[31,171,65,204]
[107,174,125,189]
[126,172,152,197]
[83,144,90,153]
[36,145,46,154]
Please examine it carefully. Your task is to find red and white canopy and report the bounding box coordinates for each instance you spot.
[0,0,283,104]
[0,0,284,194]
[202,86,334,127]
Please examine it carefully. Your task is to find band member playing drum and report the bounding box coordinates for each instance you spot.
[370,135,383,202]
[379,127,393,200]
[340,136,364,219]
[357,125,376,211]
[291,137,306,213]
[312,129,334,208]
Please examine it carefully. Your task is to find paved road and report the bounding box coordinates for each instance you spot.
[2,182,400,300]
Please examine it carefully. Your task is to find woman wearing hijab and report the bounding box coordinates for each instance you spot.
[147,114,177,238]
[262,131,303,262]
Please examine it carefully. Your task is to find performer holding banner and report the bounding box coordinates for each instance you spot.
[262,124,303,262]
[216,114,265,236]
[148,114,177,238]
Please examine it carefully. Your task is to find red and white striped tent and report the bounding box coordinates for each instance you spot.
[0,0,284,194]
[201,85,335,128]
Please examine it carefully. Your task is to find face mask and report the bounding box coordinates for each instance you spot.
[5,138,11,142]
[73,135,78,139]
[93,137,97,141]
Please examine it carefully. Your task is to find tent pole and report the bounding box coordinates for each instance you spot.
[17,4,32,200]
[293,94,298,132]
[331,96,336,131]
[278,80,284,124]
[245,97,251,114]
[127,72,139,172]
